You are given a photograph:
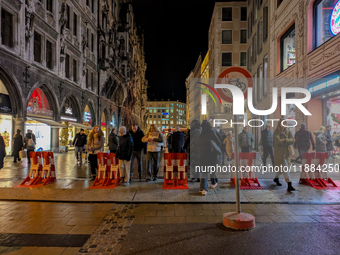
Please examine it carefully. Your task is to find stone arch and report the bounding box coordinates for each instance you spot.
[60,93,82,123]
[0,66,24,117]
[83,100,96,126]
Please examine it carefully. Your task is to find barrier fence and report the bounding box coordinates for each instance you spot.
[163,153,188,189]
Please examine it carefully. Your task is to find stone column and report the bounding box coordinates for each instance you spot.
[51,128,60,153]
[13,117,26,137]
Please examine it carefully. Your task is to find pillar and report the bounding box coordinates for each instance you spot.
[51,128,60,153]
[13,117,25,138]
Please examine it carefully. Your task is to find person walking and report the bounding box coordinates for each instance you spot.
[12,129,23,164]
[0,134,5,169]
[261,123,274,166]
[294,123,315,163]
[24,129,36,164]
[142,124,163,181]
[129,123,146,181]
[238,126,254,153]
[167,130,173,153]
[190,120,201,182]
[108,128,118,153]
[73,129,87,164]
[223,131,234,163]
[87,126,105,181]
[117,126,134,186]
[325,125,334,158]
[199,121,221,195]
[171,126,185,153]
[314,126,327,153]
[273,119,296,192]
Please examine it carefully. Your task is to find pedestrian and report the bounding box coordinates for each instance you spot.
[199,121,221,195]
[294,123,316,163]
[223,131,234,163]
[325,125,334,158]
[117,126,134,186]
[73,129,87,164]
[129,123,146,181]
[238,126,254,153]
[260,123,274,166]
[87,126,105,181]
[12,129,23,164]
[171,126,185,153]
[167,130,173,153]
[219,129,227,164]
[190,120,201,182]
[0,133,5,169]
[142,124,163,181]
[24,129,36,164]
[273,119,296,192]
[183,129,190,154]
[314,126,327,153]
[108,128,118,153]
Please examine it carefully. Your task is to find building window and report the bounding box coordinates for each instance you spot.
[263,55,268,97]
[73,59,77,82]
[222,52,232,66]
[46,40,53,69]
[313,0,337,49]
[258,18,263,53]
[222,30,232,44]
[222,7,232,21]
[34,32,42,63]
[277,0,284,8]
[241,29,247,44]
[257,64,263,101]
[263,6,268,41]
[240,52,247,66]
[91,72,94,91]
[65,54,70,78]
[86,69,89,88]
[241,7,247,21]
[253,73,257,104]
[253,33,257,62]
[280,24,295,72]
[66,5,70,29]
[73,13,77,36]
[1,9,13,48]
[91,0,95,13]
[46,0,53,13]
[91,33,94,52]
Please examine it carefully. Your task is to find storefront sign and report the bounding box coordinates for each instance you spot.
[308,76,340,93]
[61,116,77,122]
[83,112,91,122]
[331,0,340,35]
[65,107,73,115]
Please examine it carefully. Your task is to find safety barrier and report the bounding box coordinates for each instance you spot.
[163,153,188,189]
[231,152,263,190]
[88,153,121,189]
[15,151,56,188]
[299,152,338,189]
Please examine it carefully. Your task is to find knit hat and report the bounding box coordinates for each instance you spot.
[118,126,127,134]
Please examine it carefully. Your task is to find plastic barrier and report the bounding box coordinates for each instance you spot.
[15,151,56,188]
[88,153,121,189]
[231,152,263,190]
[163,153,188,189]
[299,152,338,189]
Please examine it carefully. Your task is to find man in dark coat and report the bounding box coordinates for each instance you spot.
[261,123,274,166]
[171,126,185,153]
[117,126,134,186]
[190,120,201,181]
[129,123,146,181]
[108,128,118,153]
[13,129,23,163]
[294,123,315,163]
[167,130,173,153]
[325,125,334,158]
[24,130,36,164]
[73,129,87,164]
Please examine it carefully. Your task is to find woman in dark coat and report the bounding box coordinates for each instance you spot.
[0,134,5,169]
[199,121,221,195]
[13,129,23,163]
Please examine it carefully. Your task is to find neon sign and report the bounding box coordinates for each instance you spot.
[83,112,91,123]
[331,0,340,35]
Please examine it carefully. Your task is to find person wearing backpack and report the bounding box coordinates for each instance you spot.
[24,130,36,164]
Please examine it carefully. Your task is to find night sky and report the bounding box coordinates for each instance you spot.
[132,0,218,103]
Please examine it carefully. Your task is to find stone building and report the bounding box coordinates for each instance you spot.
[0,0,147,153]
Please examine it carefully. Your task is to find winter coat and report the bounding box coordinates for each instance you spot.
[273,128,295,166]
[117,133,134,161]
[224,135,234,157]
[167,134,173,153]
[171,131,185,153]
[183,130,190,153]
[261,129,273,147]
[190,127,201,168]
[108,132,118,151]
[13,134,23,153]
[325,130,334,152]
[238,131,254,148]
[73,133,87,147]
[314,131,327,153]
[129,127,146,151]
[199,127,221,166]
[0,136,5,169]
[24,133,36,151]
[294,127,315,151]
[86,130,105,154]
[142,132,163,152]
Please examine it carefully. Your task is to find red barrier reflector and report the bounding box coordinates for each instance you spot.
[163,153,188,189]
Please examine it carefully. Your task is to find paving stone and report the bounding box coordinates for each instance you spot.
[156,210,175,217]
[174,210,195,217]
[185,216,208,223]
[255,216,274,223]
[194,210,215,216]
[268,216,295,223]
[164,217,186,224]
[289,216,318,223]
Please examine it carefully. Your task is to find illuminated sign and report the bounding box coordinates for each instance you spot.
[331,0,340,35]
[83,112,91,122]
[65,107,73,115]
[308,76,340,93]
[162,112,169,115]
[61,116,77,122]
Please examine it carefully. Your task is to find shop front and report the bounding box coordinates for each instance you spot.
[101,112,107,143]
[308,71,340,135]
[0,79,13,155]
[83,105,94,136]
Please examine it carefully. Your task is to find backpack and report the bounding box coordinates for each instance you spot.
[28,137,35,148]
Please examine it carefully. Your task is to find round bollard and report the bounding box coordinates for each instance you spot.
[223,212,255,230]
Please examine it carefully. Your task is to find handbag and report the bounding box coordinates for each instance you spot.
[210,140,222,155]
[19,150,27,158]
